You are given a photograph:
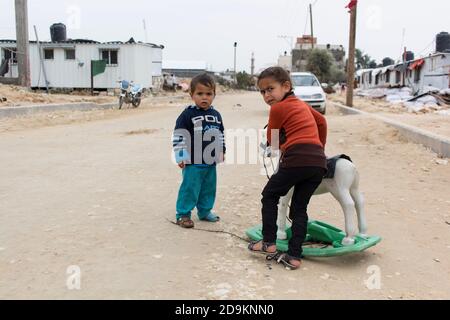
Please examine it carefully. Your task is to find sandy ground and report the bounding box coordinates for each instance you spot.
[0,84,117,107]
[0,92,449,300]
[0,83,235,108]
[0,96,190,133]
[329,94,450,139]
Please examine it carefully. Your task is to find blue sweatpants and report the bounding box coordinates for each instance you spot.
[176,165,217,220]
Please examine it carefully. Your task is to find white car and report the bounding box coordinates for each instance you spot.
[291,72,327,114]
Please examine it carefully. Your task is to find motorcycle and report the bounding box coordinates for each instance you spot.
[118,80,143,109]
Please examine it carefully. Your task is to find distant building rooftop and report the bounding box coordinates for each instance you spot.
[162,60,207,71]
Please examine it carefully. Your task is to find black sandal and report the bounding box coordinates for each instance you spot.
[269,253,302,270]
[248,241,277,255]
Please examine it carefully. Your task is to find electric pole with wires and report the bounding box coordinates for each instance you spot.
[15,0,31,88]
[310,3,314,49]
[346,0,358,107]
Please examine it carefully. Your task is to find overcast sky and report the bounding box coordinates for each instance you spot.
[1,0,448,72]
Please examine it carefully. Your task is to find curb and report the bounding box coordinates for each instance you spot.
[331,101,450,158]
[0,95,188,118]
[0,102,117,118]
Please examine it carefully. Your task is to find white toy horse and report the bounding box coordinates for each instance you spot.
[262,146,368,246]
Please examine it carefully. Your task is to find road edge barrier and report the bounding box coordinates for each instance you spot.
[0,95,188,119]
[0,102,116,118]
[331,101,450,158]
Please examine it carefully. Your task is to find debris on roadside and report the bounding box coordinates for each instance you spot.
[354,87,450,114]
[435,159,448,165]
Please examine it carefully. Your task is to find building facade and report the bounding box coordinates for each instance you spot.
[0,39,164,90]
[162,61,208,78]
[356,53,450,94]
[290,35,346,72]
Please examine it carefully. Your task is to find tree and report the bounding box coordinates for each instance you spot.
[306,49,333,82]
[235,71,254,90]
[355,48,378,70]
[327,65,347,85]
[368,60,378,69]
[382,57,395,67]
[356,49,368,69]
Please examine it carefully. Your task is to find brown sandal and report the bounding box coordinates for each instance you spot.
[177,216,195,229]
[248,241,277,255]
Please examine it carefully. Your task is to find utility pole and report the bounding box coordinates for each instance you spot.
[251,52,255,77]
[143,19,148,43]
[15,0,31,88]
[402,46,407,87]
[33,26,49,93]
[346,2,358,107]
[310,3,314,49]
[234,42,237,83]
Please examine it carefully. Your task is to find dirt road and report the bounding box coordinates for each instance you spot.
[1,92,449,300]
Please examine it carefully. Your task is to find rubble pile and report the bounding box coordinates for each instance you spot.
[355,87,450,114]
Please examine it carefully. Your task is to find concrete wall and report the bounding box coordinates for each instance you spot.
[278,55,292,72]
[331,101,450,158]
[0,77,19,85]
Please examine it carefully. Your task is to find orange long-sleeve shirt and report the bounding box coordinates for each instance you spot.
[267,95,328,169]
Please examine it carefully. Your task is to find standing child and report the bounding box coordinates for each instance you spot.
[172,74,226,228]
[248,67,328,270]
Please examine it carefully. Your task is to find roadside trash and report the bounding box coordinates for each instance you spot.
[435,159,448,165]
[355,87,450,114]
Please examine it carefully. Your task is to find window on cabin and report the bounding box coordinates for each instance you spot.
[110,50,118,65]
[4,48,18,63]
[414,68,421,83]
[44,49,54,60]
[65,49,75,60]
[100,49,118,65]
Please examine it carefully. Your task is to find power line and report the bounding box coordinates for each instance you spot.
[303,6,309,35]
[399,28,406,62]
[278,35,294,51]
[418,38,436,56]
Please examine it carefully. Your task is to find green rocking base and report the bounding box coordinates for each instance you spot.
[246,220,381,258]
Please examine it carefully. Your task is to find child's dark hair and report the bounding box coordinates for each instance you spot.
[190,73,216,95]
[258,67,293,90]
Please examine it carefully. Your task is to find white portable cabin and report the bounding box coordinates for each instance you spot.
[356,53,450,94]
[406,53,450,93]
[0,39,164,90]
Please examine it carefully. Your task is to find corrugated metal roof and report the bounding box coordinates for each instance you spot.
[0,39,164,48]
[356,69,372,76]
[357,52,450,74]
[372,68,383,76]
